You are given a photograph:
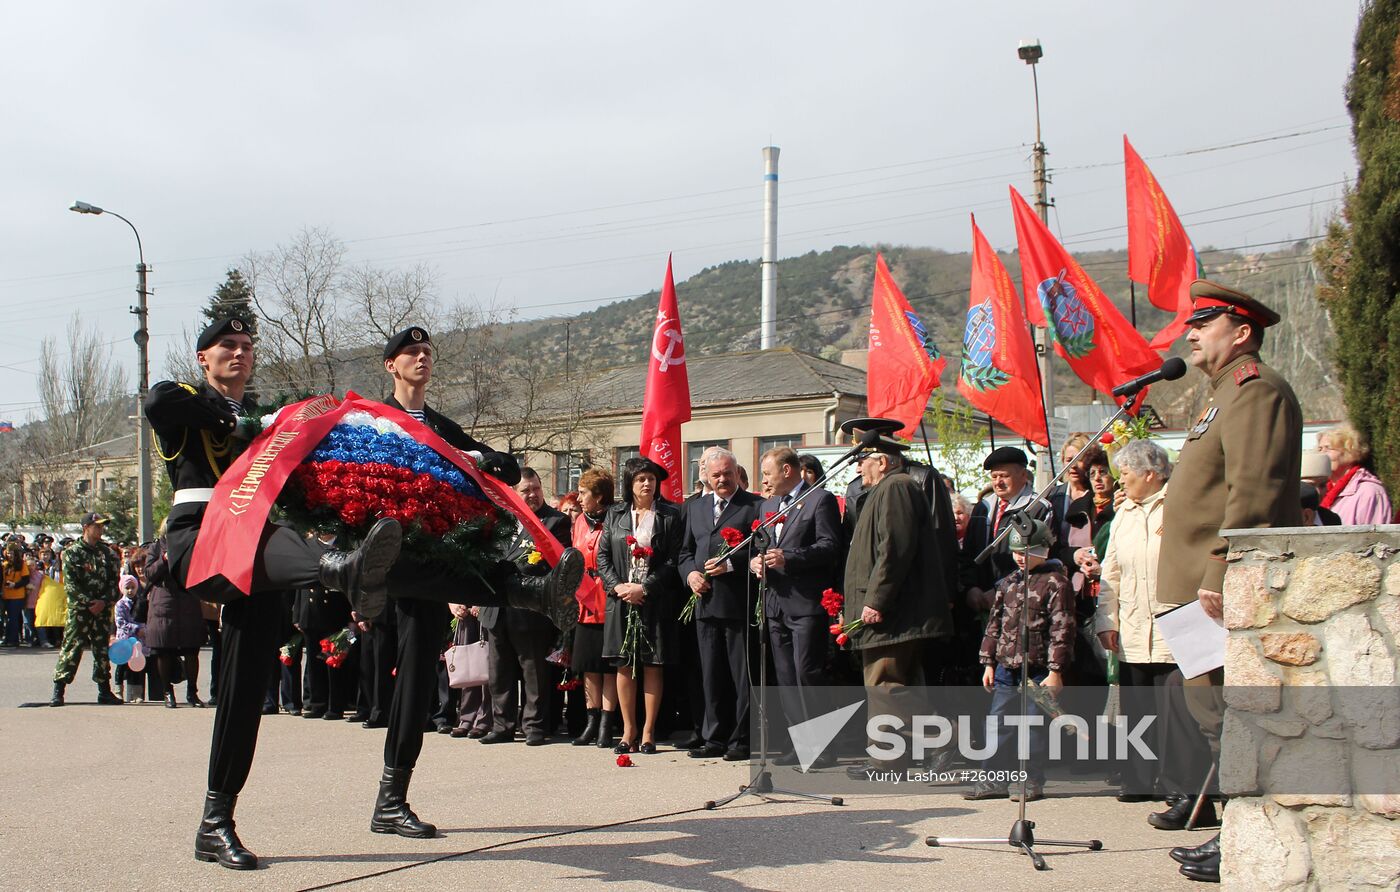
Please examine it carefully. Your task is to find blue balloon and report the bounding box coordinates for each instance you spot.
[109,636,136,666]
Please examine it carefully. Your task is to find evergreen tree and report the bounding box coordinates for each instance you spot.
[1316,0,1400,490]
[205,268,258,339]
[95,480,138,545]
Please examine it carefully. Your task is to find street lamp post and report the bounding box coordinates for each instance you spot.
[69,201,153,543]
[1018,39,1057,485]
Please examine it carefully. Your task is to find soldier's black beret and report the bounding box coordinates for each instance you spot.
[983,446,1029,470]
[197,317,253,351]
[384,327,431,360]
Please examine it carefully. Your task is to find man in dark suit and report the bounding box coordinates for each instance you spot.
[678,447,761,760]
[479,467,572,746]
[750,446,841,766]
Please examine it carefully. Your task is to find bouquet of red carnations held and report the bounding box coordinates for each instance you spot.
[618,536,653,674]
[278,632,302,667]
[680,526,744,623]
[822,587,864,646]
[320,628,351,669]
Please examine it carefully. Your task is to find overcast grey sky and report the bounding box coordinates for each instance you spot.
[1,1,1357,422]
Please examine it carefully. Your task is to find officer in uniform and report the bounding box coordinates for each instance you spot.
[145,317,405,871]
[1156,281,1302,884]
[369,326,583,839]
[49,512,121,706]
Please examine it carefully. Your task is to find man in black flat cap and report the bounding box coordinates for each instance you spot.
[842,432,953,777]
[369,326,584,839]
[146,317,405,872]
[960,445,1063,611]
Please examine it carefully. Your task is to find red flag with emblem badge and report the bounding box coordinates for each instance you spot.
[957,217,1048,446]
[1124,136,1199,350]
[1010,187,1160,406]
[866,253,946,438]
[639,256,691,502]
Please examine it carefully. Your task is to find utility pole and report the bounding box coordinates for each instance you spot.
[1019,39,1057,485]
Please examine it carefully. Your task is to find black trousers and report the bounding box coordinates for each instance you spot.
[360,623,397,724]
[767,610,827,737]
[696,616,750,749]
[485,618,554,737]
[207,591,281,795]
[384,597,450,770]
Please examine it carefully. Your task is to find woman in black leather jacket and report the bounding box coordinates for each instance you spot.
[598,457,683,754]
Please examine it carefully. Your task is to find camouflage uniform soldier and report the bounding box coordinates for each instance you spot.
[50,512,122,706]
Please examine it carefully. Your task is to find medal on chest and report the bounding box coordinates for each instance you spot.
[1190,406,1218,436]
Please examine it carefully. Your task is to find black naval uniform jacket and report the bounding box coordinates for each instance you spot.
[144,380,257,602]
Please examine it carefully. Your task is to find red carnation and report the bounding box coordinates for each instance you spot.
[765,512,777,522]
[1100,432,1115,444]
[321,639,334,654]
[279,654,293,667]
[821,588,844,617]
[751,519,761,531]
[625,535,637,546]
[773,514,788,525]
[720,527,743,548]
[616,754,634,767]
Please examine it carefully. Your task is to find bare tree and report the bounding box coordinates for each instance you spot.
[36,315,131,454]
[241,227,348,396]
[343,262,438,348]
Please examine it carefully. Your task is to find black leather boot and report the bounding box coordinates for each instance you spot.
[501,549,585,640]
[319,517,402,621]
[1150,796,1217,830]
[96,682,123,705]
[194,791,257,870]
[573,709,600,746]
[165,686,179,709]
[49,682,65,707]
[596,710,617,749]
[1171,832,1221,865]
[370,767,436,838]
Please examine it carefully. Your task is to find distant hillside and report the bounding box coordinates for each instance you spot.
[499,242,1342,428]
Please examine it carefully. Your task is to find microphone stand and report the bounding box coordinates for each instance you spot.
[702,449,866,812]
[925,399,1137,870]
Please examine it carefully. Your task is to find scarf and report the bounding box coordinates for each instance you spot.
[1321,465,1360,510]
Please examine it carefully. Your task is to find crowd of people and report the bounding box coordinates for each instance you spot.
[16,281,1393,884]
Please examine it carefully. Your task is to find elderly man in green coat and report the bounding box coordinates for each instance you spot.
[843,432,954,775]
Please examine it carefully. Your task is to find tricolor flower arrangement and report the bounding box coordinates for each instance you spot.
[276,410,516,581]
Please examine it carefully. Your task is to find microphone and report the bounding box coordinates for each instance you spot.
[1111,357,1187,398]
[834,428,884,464]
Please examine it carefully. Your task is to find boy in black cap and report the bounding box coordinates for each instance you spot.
[368,326,583,839]
[146,316,404,871]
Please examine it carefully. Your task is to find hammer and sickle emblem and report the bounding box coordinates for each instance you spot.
[651,326,685,372]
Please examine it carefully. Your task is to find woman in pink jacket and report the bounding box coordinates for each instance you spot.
[1317,424,1392,525]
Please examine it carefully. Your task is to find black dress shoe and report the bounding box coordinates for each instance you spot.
[262,704,279,715]
[1179,852,1220,883]
[449,727,472,738]
[638,742,657,755]
[467,728,487,739]
[1116,791,1154,803]
[302,710,326,719]
[323,711,344,721]
[688,743,726,759]
[525,734,547,746]
[1149,796,1217,830]
[348,712,369,723]
[186,694,207,708]
[165,690,179,709]
[679,734,705,750]
[362,718,388,729]
[1171,833,1221,865]
[479,730,514,744]
[435,723,453,734]
[773,751,800,766]
[614,740,638,755]
[722,746,750,762]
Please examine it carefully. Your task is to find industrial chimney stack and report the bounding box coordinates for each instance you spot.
[760,146,779,350]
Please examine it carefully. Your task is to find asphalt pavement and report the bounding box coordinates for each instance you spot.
[0,646,1214,891]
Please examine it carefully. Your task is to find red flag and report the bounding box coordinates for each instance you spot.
[1009,187,1160,405]
[1124,136,1198,350]
[957,216,1049,447]
[866,253,947,438]
[639,256,691,502]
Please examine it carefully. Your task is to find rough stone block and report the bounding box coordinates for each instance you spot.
[1268,735,1350,807]
[1267,565,1291,590]
[1354,748,1400,818]
[1324,613,1400,749]
[1282,554,1381,623]
[1220,799,1312,891]
[1225,564,1277,629]
[1373,593,1400,644]
[1219,710,1259,795]
[1304,810,1400,891]
[1259,632,1322,666]
[1286,668,1333,725]
[1253,715,1308,738]
[1224,637,1282,713]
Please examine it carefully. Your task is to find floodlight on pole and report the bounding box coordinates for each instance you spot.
[1017,40,1058,483]
[68,200,153,543]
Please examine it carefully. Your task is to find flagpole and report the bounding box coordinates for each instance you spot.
[987,415,997,450]
[1024,319,1057,478]
[1130,281,1138,328]
[918,419,936,468]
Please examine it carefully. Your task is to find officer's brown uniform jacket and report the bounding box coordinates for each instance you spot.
[1157,352,1302,605]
